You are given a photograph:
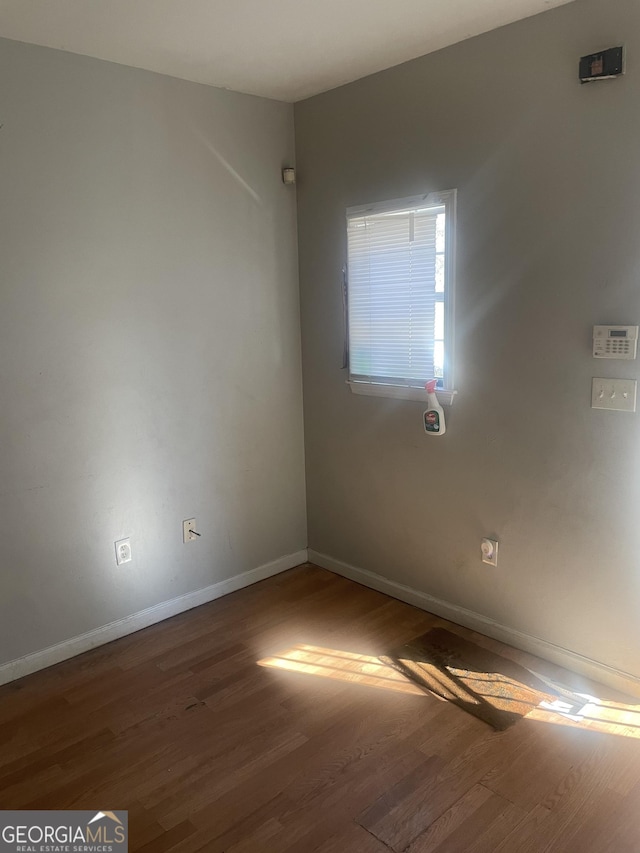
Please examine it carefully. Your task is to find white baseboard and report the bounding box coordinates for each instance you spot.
[308,549,640,699]
[0,549,308,687]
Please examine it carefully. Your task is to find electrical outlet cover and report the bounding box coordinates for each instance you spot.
[481,538,498,566]
[115,538,132,565]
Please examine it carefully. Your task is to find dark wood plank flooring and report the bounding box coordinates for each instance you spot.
[1,564,639,852]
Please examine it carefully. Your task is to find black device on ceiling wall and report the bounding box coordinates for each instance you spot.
[579,46,624,83]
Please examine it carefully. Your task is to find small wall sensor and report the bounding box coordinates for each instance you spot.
[282,167,296,185]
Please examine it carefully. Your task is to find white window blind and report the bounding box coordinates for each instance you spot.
[347,191,455,391]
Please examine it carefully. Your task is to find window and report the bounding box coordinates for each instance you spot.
[346,190,456,403]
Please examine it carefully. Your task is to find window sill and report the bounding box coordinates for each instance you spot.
[347,381,458,406]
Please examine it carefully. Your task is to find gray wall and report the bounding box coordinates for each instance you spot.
[295,0,640,677]
[0,38,306,664]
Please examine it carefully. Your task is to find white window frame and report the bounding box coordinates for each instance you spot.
[345,189,457,405]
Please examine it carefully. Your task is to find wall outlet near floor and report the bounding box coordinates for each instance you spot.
[481,538,498,566]
[115,538,132,565]
[183,518,200,543]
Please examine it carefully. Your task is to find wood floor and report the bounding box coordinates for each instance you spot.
[1,564,640,852]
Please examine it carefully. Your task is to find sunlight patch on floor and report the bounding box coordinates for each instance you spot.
[258,643,640,738]
[258,644,426,696]
[528,696,640,738]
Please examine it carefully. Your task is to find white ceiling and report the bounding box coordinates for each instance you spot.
[0,0,575,102]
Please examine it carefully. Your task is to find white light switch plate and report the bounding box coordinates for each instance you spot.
[591,378,637,412]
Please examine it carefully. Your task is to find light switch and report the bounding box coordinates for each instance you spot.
[591,378,637,412]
